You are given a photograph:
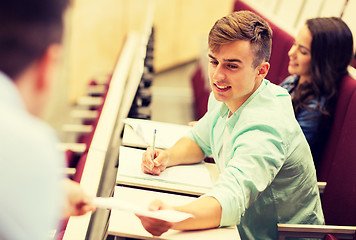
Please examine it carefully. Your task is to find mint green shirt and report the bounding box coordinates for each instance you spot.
[186,79,324,239]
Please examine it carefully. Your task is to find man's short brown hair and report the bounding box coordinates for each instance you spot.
[208,11,272,68]
[0,0,69,79]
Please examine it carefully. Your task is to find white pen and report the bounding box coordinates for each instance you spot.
[151,129,157,161]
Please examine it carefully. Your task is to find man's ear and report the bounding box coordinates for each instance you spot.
[256,62,270,80]
[35,43,62,91]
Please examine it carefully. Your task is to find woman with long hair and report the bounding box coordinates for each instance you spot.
[280,17,354,168]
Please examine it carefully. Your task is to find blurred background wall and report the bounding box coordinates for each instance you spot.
[62,0,235,103]
[43,0,356,128]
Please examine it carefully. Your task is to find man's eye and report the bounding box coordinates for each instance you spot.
[210,60,218,65]
[227,64,238,69]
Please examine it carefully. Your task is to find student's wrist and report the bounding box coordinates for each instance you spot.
[165,149,174,167]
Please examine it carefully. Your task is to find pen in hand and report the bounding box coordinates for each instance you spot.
[151,129,157,162]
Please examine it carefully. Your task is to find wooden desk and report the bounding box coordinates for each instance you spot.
[108,186,240,239]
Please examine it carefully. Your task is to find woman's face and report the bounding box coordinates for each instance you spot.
[288,24,312,78]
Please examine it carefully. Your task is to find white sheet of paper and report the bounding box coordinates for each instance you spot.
[122,118,192,149]
[118,146,213,188]
[93,197,194,222]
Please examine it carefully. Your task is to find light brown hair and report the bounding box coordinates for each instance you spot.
[208,10,272,68]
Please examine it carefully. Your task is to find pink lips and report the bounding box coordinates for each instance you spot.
[289,61,298,68]
[214,83,231,92]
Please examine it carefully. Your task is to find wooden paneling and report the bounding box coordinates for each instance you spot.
[64,0,128,102]
[241,0,356,60]
[295,0,323,30]
[61,0,355,103]
[341,0,356,49]
[275,0,305,28]
[61,0,234,102]
[240,0,356,40]
[154,0,234,71]
[319,0,345,17]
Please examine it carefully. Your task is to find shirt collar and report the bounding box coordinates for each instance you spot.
[218,79,269,130]
[0,71,26,111]
[285,75,299,93]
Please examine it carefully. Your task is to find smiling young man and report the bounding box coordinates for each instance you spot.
[139,11,324,239]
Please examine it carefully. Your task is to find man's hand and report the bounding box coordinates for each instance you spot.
[61,179,96,218]
[141,147,169,175]
[136,199,174,236]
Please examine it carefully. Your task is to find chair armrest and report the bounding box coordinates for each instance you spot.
[77,96,103,107]
[57,143,87,153]
[278,223,356,240]
[63,168,76,177]
[348,66,356,80]
[318,181,327,194]
[86,85,107,95]
[70,109,99,120]
[61,124,93,134]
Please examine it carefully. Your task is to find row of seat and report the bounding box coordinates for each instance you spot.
[278,73,356,239]
[61,30,155,183]
[53,27,155,240]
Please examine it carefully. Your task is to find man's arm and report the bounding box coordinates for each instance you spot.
[137,196,222,236]
[142,137,205,175]
[166,137,206,166]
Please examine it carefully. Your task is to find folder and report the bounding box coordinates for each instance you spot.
[122,118,192,149]
[116,146,213,196]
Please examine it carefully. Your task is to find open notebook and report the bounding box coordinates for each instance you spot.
[116,146,213,196]
[122,118,192,149]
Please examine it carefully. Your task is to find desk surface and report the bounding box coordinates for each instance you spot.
[108,186,240,240]
[116,147,219,196]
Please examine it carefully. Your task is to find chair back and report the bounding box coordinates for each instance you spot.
[192,64,210,119]
[233,0,294,85]
[73,152,88,183]
[318,74,356,181]
[319,74,356,226]
[323,234,340,240]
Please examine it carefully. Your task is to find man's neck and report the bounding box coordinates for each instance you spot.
[225,78,263,114]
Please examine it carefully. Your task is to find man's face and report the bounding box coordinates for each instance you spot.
[208,40,262,113]
[34,44,62,117]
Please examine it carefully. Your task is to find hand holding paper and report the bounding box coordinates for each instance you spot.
[93,197,194,223]
[136,199,181,237]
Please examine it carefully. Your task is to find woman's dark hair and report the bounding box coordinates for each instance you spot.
[293,17,354,116]
[292,17,354,162]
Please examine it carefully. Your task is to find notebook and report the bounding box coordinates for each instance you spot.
[116,146,213,196]
[122,118,192,149]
